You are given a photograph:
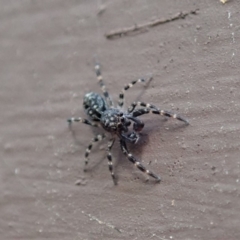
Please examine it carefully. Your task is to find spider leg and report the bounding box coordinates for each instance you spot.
[67,117,99,127]
[120,139,161,182]
[84,134,106,171]
[106,138,117,184]
[128,101,158,113]
[132,108,189,124]
[118,78,145,108]
[94,64,113,106]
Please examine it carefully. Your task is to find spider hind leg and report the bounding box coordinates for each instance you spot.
[120,139,161,182]
[84,134,106,171]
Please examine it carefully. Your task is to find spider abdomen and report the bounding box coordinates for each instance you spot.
[83,92,106,120]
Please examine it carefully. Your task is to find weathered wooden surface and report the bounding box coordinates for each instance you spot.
[1,1,239,239]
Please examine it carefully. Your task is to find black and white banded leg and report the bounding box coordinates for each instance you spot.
[128,101,158,113]
[118,78,145,108]
[120,139,161,182]
[95,64,113,106]
[67,117,99,127]
[106,138,117,184]
[84,134,106,171]
[132,108,189,124]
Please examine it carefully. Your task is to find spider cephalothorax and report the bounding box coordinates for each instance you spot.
[68,64,189,185]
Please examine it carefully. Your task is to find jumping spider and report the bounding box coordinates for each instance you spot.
[68,64,189,184]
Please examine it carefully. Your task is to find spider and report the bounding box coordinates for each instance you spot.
[67,64,189,185]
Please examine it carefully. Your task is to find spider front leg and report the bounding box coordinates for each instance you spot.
[94,64,113,106]
[84,134,106,171]
[118,78,145,108]
[132,108,189,124]
[106,138,117,185]
[128,101,158,113]
[67,117,99,127]
[120,139,161,182]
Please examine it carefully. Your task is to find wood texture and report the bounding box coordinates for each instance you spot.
[1,1,239,239]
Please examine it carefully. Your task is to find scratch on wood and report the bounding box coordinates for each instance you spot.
[150,233,167,240]
[82,210,122,233]
[105,9,199,39]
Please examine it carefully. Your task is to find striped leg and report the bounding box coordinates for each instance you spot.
[106,138,117,184]
[132,108,189,124]
[84,134,106,171]
[67,117,99,127]
[128,101,158,113]
[94,64,113,106]
[120,139,161,182]
[118,78,145,108]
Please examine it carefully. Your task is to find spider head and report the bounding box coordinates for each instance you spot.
[100,109,130,133]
